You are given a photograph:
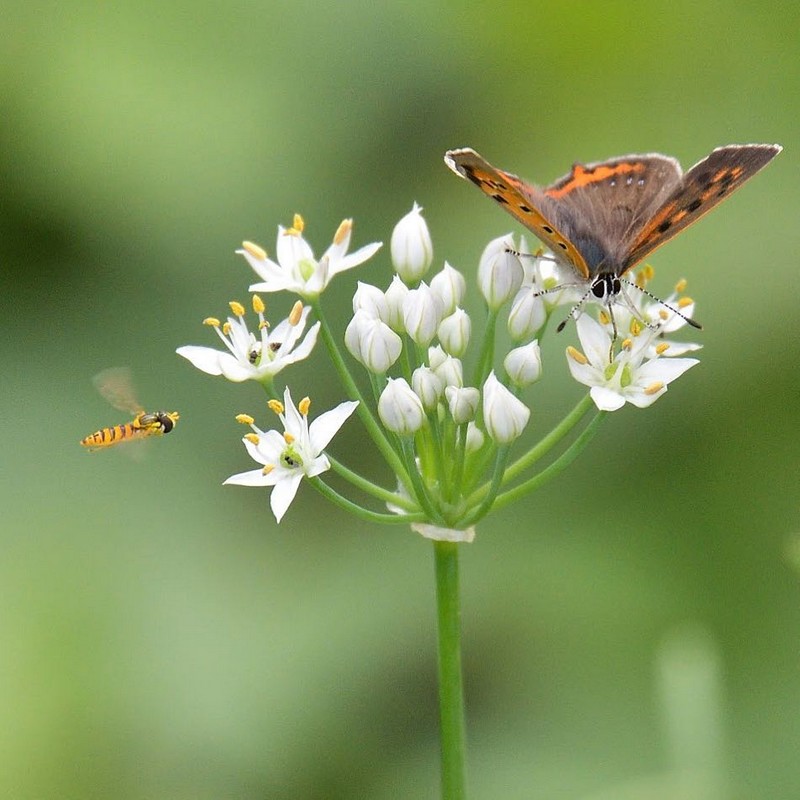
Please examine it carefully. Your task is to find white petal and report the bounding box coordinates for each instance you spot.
[305,453,331,478]
[575,315,613,368]
[217,354,256,382]
[270,473,303,522]
[329,241,383,275]
[223,468,274,487]
[277,228,315,270]
[589,386,626,411]
[636,357,699,385]
[176,345,225,376]
[308,400,359,452]
[238,249,284,284]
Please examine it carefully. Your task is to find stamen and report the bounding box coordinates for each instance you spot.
[678,296,694,308]
[674,278,688,293]
[655,342,670,355]
[258,320,270,330]
[268,399,284,415]
[567,346,588,365]
[262,464,274,475]
[659,309,669,321]
[203,317,221,327]
[222,322,232,335]
[244,433,260,445]
[599,310,610,325]
[629,319,642,336]
[283,432,295,444]
[229,301,246,317]
[644,381,665,395]
[641,264,654,282]
[242,241,267,260]
[298,397,311,415]
[286,213,305,236]
[236,414,255,425]
[289,300,303,326]
[621,338,633,351]
[334,218,352,245]
[252,295,265,314]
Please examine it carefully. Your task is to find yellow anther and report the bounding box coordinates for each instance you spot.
[534,246,544,257]
[242,240,267,260]
[283,432,295,445]
[289,300,303,326]
[286,213,305,235]
[678,296,694,308]
[236,414,255,425]
[222,321,232,335]
[298,397,311,416]
[598,310,610,325]
[629,319,642,336]
[268,399,284,415]
[229,301,246,317]
[659,309,669,321]
[567,346,588,365]
[675,278,688,293]
[262,464,274,475]
[244,433,260,445]
[621,338,633,351]
[203,317,221,327]
[641,263,655,281]
[655,342,670,355]
[252,294,265,314]
[644,381,664,396]
[258,319,270,330]
[333,218,352,245]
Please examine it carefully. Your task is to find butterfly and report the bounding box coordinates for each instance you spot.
[444,144,781,331]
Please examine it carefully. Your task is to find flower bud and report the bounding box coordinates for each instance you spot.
[412,366,444,411]
[504,340,543,387]
[478,234,524,310]
[465,421,484,453]
[352,281,387,320]
[345,310,401,373]
[445,386,480,424]
[403,281,444,346]
[391,202,433,284]
[430,261,466,315]
[437,308,471,357]
[507,284,547,341]
[383,275,409,333]
[378,378,425,435]
[429,347,463,388]
[482,371,530,443]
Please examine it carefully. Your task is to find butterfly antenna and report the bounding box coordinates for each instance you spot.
[556,285,596,332]
[619,277,702,330]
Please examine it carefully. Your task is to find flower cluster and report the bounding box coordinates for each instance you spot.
[178,203,701,530]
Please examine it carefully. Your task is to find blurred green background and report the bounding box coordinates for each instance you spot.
[2,1,798,797]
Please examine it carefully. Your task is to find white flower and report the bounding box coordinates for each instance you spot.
[344,310,402,374]
[176,297,319,383]
[383,274,409,333]
[429,346,463,388]
[403,281,444,346]
[430,261,466,315]
[464,421,484,453]
[224,388,359,523]
[438,308,471,357]
[445,386,480,424]
[241,215,382,299]
[566,315,699,411]
[504,340,543,387]
[477,234,524,310]
[352,281,388,320]
[411,366,444,411]
[378,378,425,435]
[482,371,530,443]
[391,202,433,283]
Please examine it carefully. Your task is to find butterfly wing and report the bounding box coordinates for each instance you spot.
[622,143,782,272]
[445,148,590,278]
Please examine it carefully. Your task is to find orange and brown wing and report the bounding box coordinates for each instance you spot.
[622,144,782,272]
[445,148,590,278]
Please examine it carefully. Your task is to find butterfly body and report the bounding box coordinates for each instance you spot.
[445,144,781,292]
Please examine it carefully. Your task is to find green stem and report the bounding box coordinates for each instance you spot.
[326,455,418,511]
[308,477,425,524]
[434,541,467,800]
[492,408,606,510]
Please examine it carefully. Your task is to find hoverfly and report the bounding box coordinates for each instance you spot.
[80,367,180,451]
